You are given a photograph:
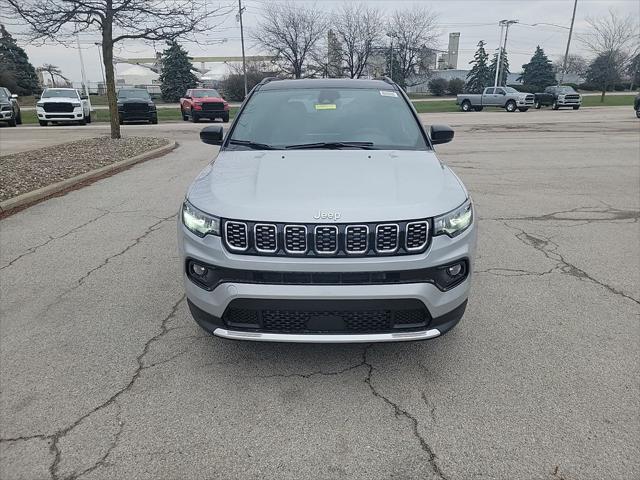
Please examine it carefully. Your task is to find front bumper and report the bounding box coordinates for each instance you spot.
[0,109,13,120]
[37,107,84,121]
[118,110,156,121]
[178,218,476,342]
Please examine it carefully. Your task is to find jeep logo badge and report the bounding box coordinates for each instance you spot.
[314,210,341,221]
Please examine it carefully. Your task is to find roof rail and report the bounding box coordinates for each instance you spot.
[374,76,395,86]
[258,77,280,85]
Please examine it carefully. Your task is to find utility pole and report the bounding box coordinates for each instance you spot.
[76,36,92,112]
[559,0,578,86]
[493,21,506,88]
[494,19,518,88]
[238,0,248,98]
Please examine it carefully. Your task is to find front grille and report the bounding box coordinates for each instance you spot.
[284,225,307,253]
[225,221,248,251]
[123,102,149,112]
[222,219,431,257]
[1,106,11,111]
[43,102,73,112]
[565,95,580,100]
[525,95,535,102]
[314,226,338,254]
[406,221,429,251]
[345,225,368,253]
[375,224,399,252]
[202,102,224,111]
[254,224,277,253]
[223,307,431,333]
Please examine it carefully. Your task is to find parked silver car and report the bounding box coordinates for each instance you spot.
[457,87,534,112]
[178,78,477,343]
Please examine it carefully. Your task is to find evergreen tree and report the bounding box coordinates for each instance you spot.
[585,51,624,100]
[518,46,556,91]
[0,24,40,95]
[465,41,491,93]
[489,48,509,87]
[159,41,198,102]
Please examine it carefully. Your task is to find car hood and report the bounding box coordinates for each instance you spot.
[39,97,80,103]
[187,150,468,223]
[192,96,225,102]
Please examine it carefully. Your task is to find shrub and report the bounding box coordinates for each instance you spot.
[447,78,465,95]
[428,78,448,96]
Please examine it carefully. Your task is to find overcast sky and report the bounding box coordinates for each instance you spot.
[6,0,640,82]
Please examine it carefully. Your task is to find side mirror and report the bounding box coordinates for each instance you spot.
[184,95,192,100]
[200,125,224,145]
[80,94,88,100]
[429,124,454,145]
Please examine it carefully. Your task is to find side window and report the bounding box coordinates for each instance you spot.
[485,88,494,95]
[495,88,505,95]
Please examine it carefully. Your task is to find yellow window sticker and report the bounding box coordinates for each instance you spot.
[315,104,337,110]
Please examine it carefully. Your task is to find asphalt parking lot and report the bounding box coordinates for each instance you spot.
[1,107,638,479]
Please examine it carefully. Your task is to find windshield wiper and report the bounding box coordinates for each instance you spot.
[228,139,276,150]
[285,141,376,150]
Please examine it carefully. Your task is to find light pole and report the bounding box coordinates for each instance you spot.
[493,21,506,88]
[494,19,518,88]
[559,0,578,86]
[237,0,248,98]
[95,42,106,93]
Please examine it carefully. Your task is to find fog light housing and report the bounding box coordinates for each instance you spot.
[192,264,207,276]
[447,264,462,276]
[186,260,220,290]
[434,260,468,290]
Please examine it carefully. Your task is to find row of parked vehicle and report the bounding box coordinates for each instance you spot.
[456,85,583,112]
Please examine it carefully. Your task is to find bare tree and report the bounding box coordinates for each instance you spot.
[387,7,439,88]
[580,9,639,100]
[38,64,70,87]
[2,0,231,138]
[333,3,384,79]
[252,2,328,79]
[554,54,588,77]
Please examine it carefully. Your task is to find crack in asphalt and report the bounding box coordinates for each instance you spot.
[0,210,110,271]
[489,205,639,223]
[421,392,437,424]
[254,361,367,380]
[0,294,186,480]
[475,266,557,278]
[504,222,639,306]
[363,346,449,480]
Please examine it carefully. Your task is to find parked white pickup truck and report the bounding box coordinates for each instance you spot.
[457,87,535,112]
[36,88,91,126]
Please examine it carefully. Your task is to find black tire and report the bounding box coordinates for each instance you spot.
[151,116,158,124]
[534,101,541,109]
[636,109,640,119]
[86,113,92,124]
[191,110,199,123]
[8,116,16,127]
[38,120,47,126]
[16,110,22,124]
[78,117,86,125]
[518,107,529,112]
[118,115,125,125]
[461,101,472,112]
[552,100,559,110]
[573,105,580,110]
[181,108,188,121]
[505,101,517,112]
[222,112,230,122]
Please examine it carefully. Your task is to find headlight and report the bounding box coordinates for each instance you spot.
[182,200,220,237]
[434,199,473,237]
[36,102,44,107]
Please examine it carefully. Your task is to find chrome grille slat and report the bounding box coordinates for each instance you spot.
[284,225,307,254]
[225,221,248,251]
[314,225,338,254]
[405,221,429,251]
[375,224,399,253]
[345,225,369,254]
[254,224,277,253]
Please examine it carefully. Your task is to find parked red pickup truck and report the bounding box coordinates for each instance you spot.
[180,88,230,123]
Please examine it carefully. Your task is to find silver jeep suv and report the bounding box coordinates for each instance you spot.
[177,78,476,343]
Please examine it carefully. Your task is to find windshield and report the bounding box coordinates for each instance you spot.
[192,89,220,98]
[557,86,576,93]
[0,89,7,100]
[229,87,428,150]
[504,87,520,94]
[118,89,151,100]
[42,90,79,99]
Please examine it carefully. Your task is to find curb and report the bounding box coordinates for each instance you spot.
[0,140,177,214]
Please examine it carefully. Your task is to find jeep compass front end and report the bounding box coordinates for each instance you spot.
[177,78,476,342]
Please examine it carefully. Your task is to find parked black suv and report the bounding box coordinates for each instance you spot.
[634,94,640,119]
[0,87,22,127]
[117,88,158,124]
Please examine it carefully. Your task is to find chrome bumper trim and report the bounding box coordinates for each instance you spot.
[212,328,442,343]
